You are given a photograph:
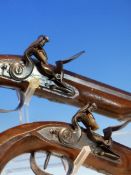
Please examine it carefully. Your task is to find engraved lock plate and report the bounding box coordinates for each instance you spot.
[0,58,78,98]
[37,125,120,162]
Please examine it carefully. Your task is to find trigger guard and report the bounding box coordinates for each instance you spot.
[30,152,74,175]
[30,152,52,175]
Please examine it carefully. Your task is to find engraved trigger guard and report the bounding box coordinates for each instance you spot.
[30,152,74,175]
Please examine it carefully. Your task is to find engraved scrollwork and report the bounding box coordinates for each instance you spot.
[58,128,74,144]
[9,60,34,81]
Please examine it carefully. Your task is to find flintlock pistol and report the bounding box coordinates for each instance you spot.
[0,104,130,175]
[0,35,131,119]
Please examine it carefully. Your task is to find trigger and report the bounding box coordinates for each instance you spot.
[30,152,52,175]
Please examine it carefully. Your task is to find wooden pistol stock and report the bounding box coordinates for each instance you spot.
[0,121,131,175]
[0,53,131,120]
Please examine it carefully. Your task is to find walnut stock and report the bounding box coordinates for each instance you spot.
[0,55,131,120]
[0,122,130,175]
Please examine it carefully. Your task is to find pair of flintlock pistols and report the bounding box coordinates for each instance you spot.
[0,36,131,175]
